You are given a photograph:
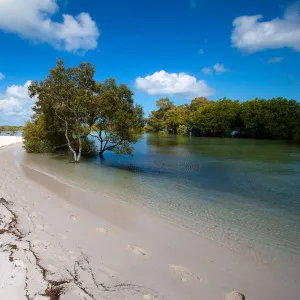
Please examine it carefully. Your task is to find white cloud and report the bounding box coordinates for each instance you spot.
[135,70,215,99]
[0,81,34,124]
[231,2,300,53]
[202,63,229,75]
[213,63,230,74]
[267,56,285,64]
[6,81,32,99]
[0,0,100,53]
[198,48,204,54]
[0,73,4,80]
[201,67,213,75]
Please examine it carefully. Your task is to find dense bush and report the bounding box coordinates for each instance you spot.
[22,117,53,153]
[147,97,300,141]
[22,60,144,162]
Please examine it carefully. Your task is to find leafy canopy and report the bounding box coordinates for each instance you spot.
[23,60,144,161]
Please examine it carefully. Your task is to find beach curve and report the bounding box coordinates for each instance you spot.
[0,142,299,299]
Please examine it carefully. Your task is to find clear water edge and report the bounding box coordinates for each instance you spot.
[17,134,300,270]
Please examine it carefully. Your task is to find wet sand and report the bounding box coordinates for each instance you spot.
[0,141,299,299]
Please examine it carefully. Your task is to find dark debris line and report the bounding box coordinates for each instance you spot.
[0,197,163,300]
[0,197,71,300]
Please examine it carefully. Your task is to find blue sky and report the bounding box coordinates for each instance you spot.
[0,0,299,125]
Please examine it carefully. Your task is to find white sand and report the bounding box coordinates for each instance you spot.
[0,136,22,147]
[0,143,299,300]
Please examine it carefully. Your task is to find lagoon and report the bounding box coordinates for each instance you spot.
[20,134,300,269]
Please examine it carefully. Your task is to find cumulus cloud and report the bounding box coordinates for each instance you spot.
[6,81,32,99]
[0,73,4,80]
[267,57,285,64]
[0,0,100,53]
[213,63,230,74]
[231,2,300,52]
[0,81,34,123]
[135,70,215,98]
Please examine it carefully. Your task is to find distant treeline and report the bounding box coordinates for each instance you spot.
[146,97,300,141]
[0,126,23,133]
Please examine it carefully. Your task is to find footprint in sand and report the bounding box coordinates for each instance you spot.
[142,294,154,300]
[31,240,49,251]
[168,264,201,282]
[70,214,80,221]
[127,245,149,258]
[225,290,246,300]
[96,227,110,234]
[98,264,117,278]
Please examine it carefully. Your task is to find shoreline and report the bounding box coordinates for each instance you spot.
[1,142,299,299]
[19,144,300,271]
[0,136,22,148]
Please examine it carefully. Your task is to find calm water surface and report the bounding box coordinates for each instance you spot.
[20,134,300,267]
[0,131,22,136]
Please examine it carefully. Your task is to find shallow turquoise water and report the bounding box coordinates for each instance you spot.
[21,134,300,266]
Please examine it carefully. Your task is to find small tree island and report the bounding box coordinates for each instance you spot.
[23,60,144,163]
[146,97,300,141]
[0,126,23,135]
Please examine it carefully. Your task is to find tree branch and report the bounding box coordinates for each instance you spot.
[89,133,101,141]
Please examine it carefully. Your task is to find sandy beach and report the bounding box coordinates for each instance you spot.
[0,139,299,300]
[0,136,23,148]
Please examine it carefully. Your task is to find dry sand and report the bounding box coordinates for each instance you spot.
[0,136,22,148]
[0,139,299,299]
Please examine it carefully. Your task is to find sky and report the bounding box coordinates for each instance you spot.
[0,0,300,125]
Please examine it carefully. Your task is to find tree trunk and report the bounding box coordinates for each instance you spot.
[64,121,80,163]
[77,127,82,163]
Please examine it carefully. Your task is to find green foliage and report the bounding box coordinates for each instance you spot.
[26,60,97,161]
[147,96,300,141]
[22,116,53,153]
[147,98,176,133]
[164,105,190,134]
[156,97,175,112]
[177,125,188,136]
[23,60,144,161]
[189,97,212,112]
[190,99,240,137]
[89,78,144,156]
[80,138,97,157]
[240,98,300,140]
[146,111,164,132]
[0,126,23,134]
[239,99,272,138]
[158,130,168,135]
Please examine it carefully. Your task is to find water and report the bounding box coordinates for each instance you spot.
[20,134,300,268]
[0,131,22,136]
